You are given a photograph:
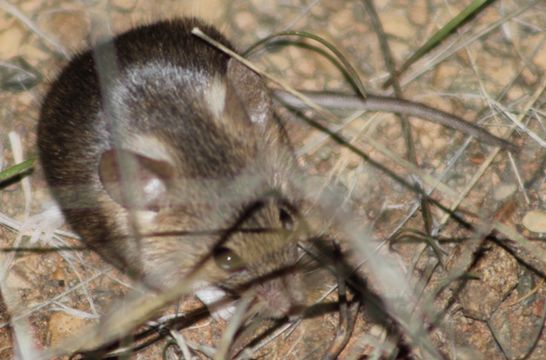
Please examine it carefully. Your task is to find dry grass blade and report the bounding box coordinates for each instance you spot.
[322,241,359,359]
[274,90,517,150]
[323,301,360,359]
[213,295,254,360]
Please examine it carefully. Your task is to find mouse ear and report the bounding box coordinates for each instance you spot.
[226,58,272,128]
[99,149,174,210]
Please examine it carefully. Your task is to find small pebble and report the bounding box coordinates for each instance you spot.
[522,210,546,233]
[493,183,517,201]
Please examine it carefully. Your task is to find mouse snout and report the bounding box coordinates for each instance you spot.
[254,273,305,318]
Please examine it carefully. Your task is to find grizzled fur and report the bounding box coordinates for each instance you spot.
[38,18,305,318]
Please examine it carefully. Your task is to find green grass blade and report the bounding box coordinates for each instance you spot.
[0,158,35,183]
[384,0,496,88]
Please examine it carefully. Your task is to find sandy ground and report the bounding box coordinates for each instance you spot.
[1,0,545,358]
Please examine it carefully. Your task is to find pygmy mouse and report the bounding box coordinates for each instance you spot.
[38,18,306,318]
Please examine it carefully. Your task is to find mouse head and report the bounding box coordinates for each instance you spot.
[96,58,305,318]
[204,194,306,318]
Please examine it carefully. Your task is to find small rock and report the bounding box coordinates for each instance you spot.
[330,8,353,34]
[533,40,546,70]
[489,284,545,359]
[185,0,227,24]
[6,270,32,290]
[380,10,413,39]
[0,15,15,32]
[234,11,255,31]
[521,210,546,233]
[493,183,517,201]
[48,312,89,346]
[38,10,89,51]
[267,52,290,71]
[0,25,24,59]
[459,245,518,320]
[295,57,316,77]
[452,316,500,358]
[408,1,429,26]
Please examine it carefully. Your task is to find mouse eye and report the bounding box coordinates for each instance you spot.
[279,207,294,231]
[213,246,245,272]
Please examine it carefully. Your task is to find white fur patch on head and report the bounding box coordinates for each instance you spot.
[123,134,174,163]
[204,75,226,118]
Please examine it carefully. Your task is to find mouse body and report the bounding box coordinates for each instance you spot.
[38,18,305,318]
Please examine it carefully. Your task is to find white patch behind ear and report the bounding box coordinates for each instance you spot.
[204,75,227,118]
[134,209,158,227]
[122,134,175,163]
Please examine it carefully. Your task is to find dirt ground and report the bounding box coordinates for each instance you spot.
[1,0,545,359]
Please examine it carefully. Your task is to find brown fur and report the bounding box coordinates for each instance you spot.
[38,17,305,318]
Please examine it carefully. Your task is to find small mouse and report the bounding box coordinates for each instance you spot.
[38,17,306,318]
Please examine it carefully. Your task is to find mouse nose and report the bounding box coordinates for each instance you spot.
[255,276,305,318]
